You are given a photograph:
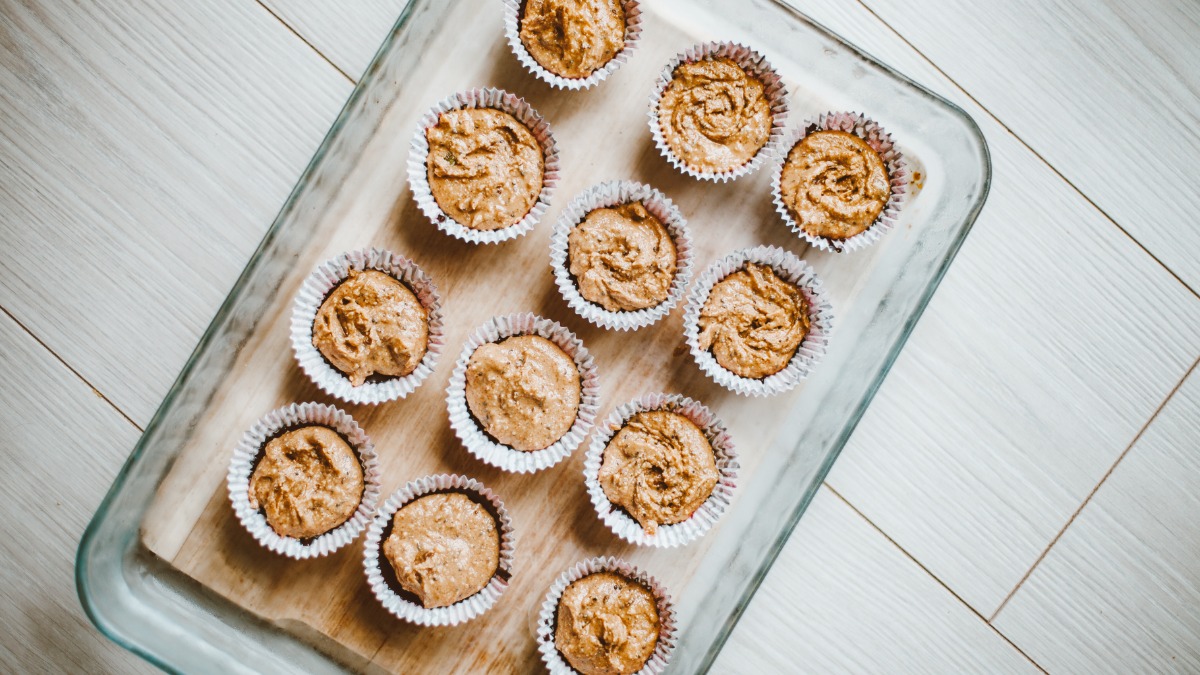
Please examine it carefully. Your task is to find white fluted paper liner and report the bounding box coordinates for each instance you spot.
[362,474,516,626]
[550,181,693,331]
[407,88,560,244]
[446,313,601,473]
[771,111,909,253]
[227,402,381,559]
[648,41,789,182]
[683,246,834,397]
[584,393,738,547]
[536,557,676,675]
[503,0,643,90]
[290,247,445,405]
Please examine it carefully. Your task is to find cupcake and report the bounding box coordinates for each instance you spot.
[537,557,676,675]
[550,180,693,330]
[408,88,559,244]
[584,393,737,547]
[227,402,381,559]
[363,474,515,626]
[772,112,908,252]
[447,313,600,473]
[683,246,833,396]
[649,42,788,181]
[291,248,444,405]
[504,0,643,90]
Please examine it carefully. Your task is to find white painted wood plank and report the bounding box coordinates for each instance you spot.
[993,361,1200,673]
[260,0,408,80]
[860,0,1200,292]
[0,312,150,673]
[714,487,1041,674]
[0,0,352,425]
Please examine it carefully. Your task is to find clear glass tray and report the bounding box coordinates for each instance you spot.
[77,0,989,672]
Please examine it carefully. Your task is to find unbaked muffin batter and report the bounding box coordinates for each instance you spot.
[520,0,626,79]
[555,571,660,675]
[780,130,890,240]
[248,426,364,540]
[568,201,677,312]
[383,492,500,608]
[697,263,809,379]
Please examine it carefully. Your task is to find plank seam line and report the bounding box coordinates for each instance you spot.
[989,352,1200,622]
[853,0,1199,300]
[0,304,143,432]
[254,1,357,85]
[823,483,1049,673]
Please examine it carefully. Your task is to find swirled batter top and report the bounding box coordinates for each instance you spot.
[312,269,429,387]
[248,426,364,540]
[568,201,677,312]
[555,571,660,675]
[697,263,809,379]
[382,492,500,608]
[599,410,718,535]
[657,57,772,174]
[425,108,544,231]
[465,335,581,451]
[520,0,626,79]
[780,130,890,240]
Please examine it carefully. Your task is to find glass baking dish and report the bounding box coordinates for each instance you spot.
[77,0,989,671]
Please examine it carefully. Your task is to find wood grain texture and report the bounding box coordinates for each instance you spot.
[993,360,1200,673]
[0,0,351,425]
[800,0,1200,616]
[860,0,1200,292]
[714,487,1041,674]
[260,0,408,80]
[0,312,152,674]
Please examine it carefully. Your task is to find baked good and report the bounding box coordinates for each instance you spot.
[312,269,429,387]
[697,262,809,379]
[248,426,364,539]
[598,410,718,535]
[465,335,582,451]
[519,0,626,79]
[567,201,677,312]
[382,492,500,608]
[425,108,544,231]
[555,571,660,675]
[779,129,890,240]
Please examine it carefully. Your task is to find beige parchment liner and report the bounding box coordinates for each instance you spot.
[503,0,643,90]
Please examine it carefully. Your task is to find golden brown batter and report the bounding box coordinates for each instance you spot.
[465,335,581,451]
[780,130,890,240]
[312,269,429,387]
[657,57,772,174]
[698,263,809,379]
[555,571,660,675]
[568,201,677,312]
[425,108,544,231]
[248,426,364,540]
[383,492,500,608]
[599,411,718,535]
[520,0,626,79]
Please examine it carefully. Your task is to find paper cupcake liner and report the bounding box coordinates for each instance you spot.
[683,246,834,396]
[536,556,676,675]
[503,0,643,90]
[446,313,601,473]
[771,111,909,253]
[227,402,381,559]
[407,88,559,244]
[362,474,516,626]
[648,41,789,182]
[290,247,445,405]
[584,393,738,547]
[549,181,694,331]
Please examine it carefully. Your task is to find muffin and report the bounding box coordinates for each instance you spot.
[697,262,809,380]
[519,0,626,79]
[312,269,429,386]
[465,334,581,452]
[650,43,787,180]
[382,492,500,608]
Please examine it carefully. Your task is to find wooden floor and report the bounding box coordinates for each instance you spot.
[1,0,1197,672]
